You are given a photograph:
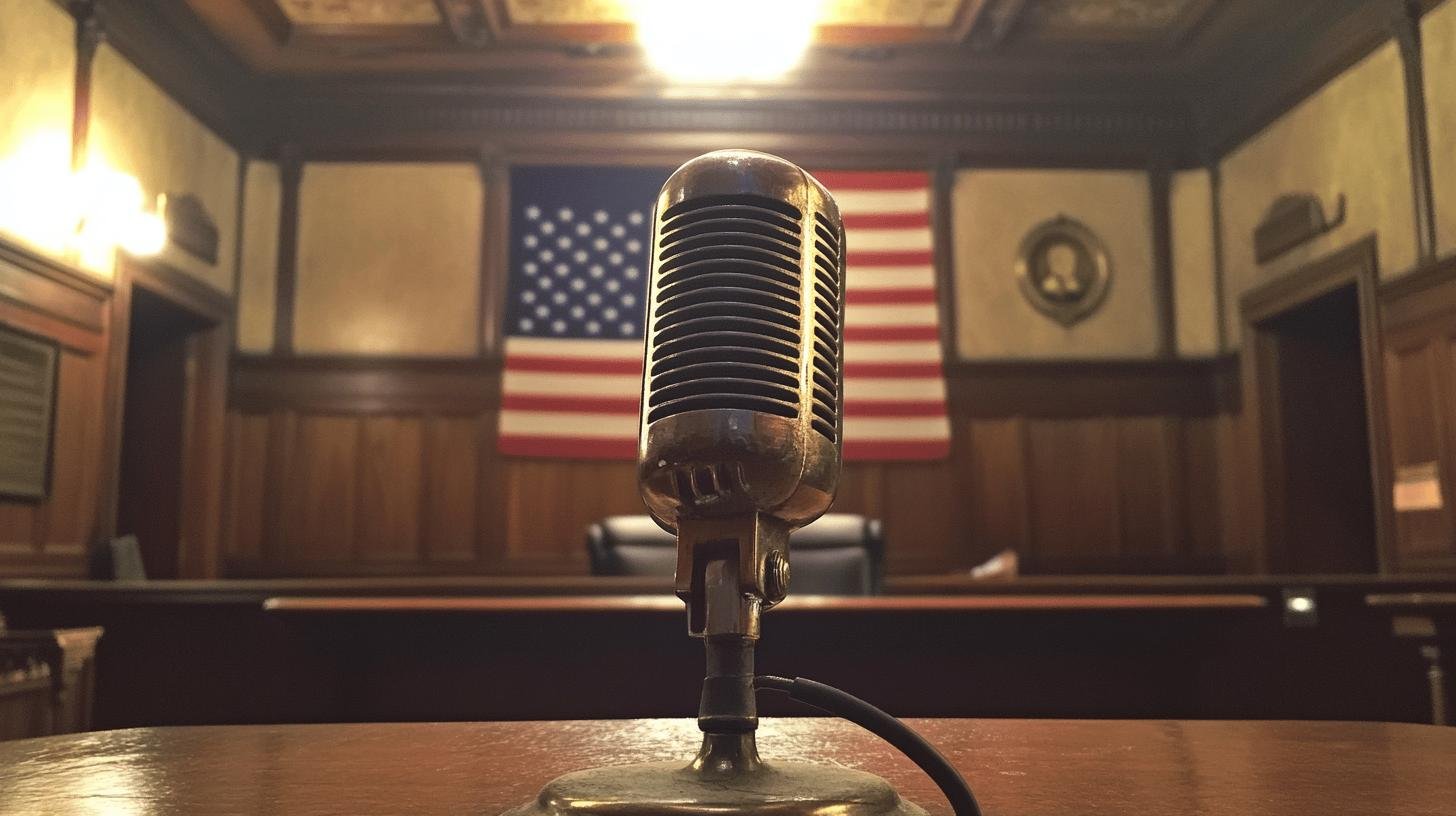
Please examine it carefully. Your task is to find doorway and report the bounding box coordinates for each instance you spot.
[109,259,232,579]
[115,286,210,578]
[1242,239,1391,573]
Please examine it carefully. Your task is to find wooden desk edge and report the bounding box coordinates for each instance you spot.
[261,593,1271,614]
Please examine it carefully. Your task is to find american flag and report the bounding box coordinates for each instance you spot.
[498,165,950,461]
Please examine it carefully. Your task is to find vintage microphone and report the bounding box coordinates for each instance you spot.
[504,150,980,816]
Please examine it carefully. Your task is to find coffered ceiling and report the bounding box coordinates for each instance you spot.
[104,0,1418,164]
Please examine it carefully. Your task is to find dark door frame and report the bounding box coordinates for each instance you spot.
[100,256,233,579]
[1239,236,1393,573]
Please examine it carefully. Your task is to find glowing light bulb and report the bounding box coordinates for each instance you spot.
[632,0,821,82]
[119,209,167,257]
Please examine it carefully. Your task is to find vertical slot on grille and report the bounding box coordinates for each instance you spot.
[647,194,804,425]
[808,212,842,441]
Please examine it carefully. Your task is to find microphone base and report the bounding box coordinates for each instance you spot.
[500,757,927,816]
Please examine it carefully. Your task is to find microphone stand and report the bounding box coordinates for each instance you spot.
[502,513,925,816]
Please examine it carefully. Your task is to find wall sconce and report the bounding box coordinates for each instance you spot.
[0,134,166,266]
[71,165,167,260]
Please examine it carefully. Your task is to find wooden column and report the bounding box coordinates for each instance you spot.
[1207,161,1229,352]
[477,151,508,357]
[68,0,104,171]
[1149,161,1176,357]
[273,145,303,354]
[1393,0,1438,264]
[931,154,959,361]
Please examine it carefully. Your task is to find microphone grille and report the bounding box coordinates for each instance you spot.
[808,211,842,443]
[645,193,808,428]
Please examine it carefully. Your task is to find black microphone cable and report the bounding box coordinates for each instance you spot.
[754,675,984,816]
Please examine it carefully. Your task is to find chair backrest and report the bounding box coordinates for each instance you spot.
[586,513,883,595]
[88,535,147,581]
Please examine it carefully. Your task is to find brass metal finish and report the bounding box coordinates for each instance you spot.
[501,734,928,816]
[501,151,923,816]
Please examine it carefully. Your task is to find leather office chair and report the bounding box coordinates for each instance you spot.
[586,513,884,594]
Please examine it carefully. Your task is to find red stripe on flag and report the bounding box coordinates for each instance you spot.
[844,400,947,417]
[506,355,643,375]
[811,171,929,190]
[847,250,934,267]
[502,395,639,415]
[842,212,931,230]
[498,435,637,459]
[844,361,943,378]
[843,325,940,341]
[843,439,951,461]
[846,288,938,305]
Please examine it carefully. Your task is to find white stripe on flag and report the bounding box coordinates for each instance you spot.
[833,189,929,214]
[844,227,934,252]
[843,341,942,362]
[844,378,948,401]
[505,336,643,360]
[503,371,642,397]
[845,303,939,326]
[846,266,936,289]
[500,411,638,438]
[843,416,952,440]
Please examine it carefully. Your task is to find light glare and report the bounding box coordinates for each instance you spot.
[633,0,821,82]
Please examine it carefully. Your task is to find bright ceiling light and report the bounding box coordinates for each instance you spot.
[633,0,822,82]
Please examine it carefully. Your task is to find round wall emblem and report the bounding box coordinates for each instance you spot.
[1015,216,1112,327]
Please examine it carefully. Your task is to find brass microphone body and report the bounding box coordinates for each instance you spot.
[503,151,925,816]
[638,150,845,734]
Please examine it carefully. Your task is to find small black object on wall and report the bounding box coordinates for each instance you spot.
[1254,192,1346,264]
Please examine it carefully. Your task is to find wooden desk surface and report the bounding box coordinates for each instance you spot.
[0,718,1451,815]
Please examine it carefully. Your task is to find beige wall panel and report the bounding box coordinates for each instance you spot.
[89,45,240,290]
[953,169,1158,360]
[0,0,75,258]
[1171,169,1220,357]
[238,161,280,353]
[1425,0,1456,256]
[294,163,481,357]
[1221,42,1415,343]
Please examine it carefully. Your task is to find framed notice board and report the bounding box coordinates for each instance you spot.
[0,323,59,500]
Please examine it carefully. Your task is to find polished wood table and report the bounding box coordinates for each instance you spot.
[0,718,1451,815]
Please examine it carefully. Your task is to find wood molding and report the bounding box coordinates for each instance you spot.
[948,356,1239,418]
[68,0,104,170]
[273,146,302,354]
[1239,237,1395,572]
[229,353,1236,419]
[0,238,110,337]
[1393,0,1439,265]
[89,0,264,151]
[230,355,504,414]
[1149,163,1176,356]
[1379,253,1456,329]
[1198,0,1395,159]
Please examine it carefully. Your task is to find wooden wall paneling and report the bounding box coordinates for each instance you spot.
[422,415,479,562]
[222,411,270,562]
[1024,419,1122,569]
[357,416,423,562]
[499,458,639,574]
[1382,327,1454,563]
[964,417,1032,563]
[878,455,972,573]
[0,240,111,577]
[40,351,105,559]
[1180,415,1227,560]
[282,415,358,563]
[1115,416,1183,559]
